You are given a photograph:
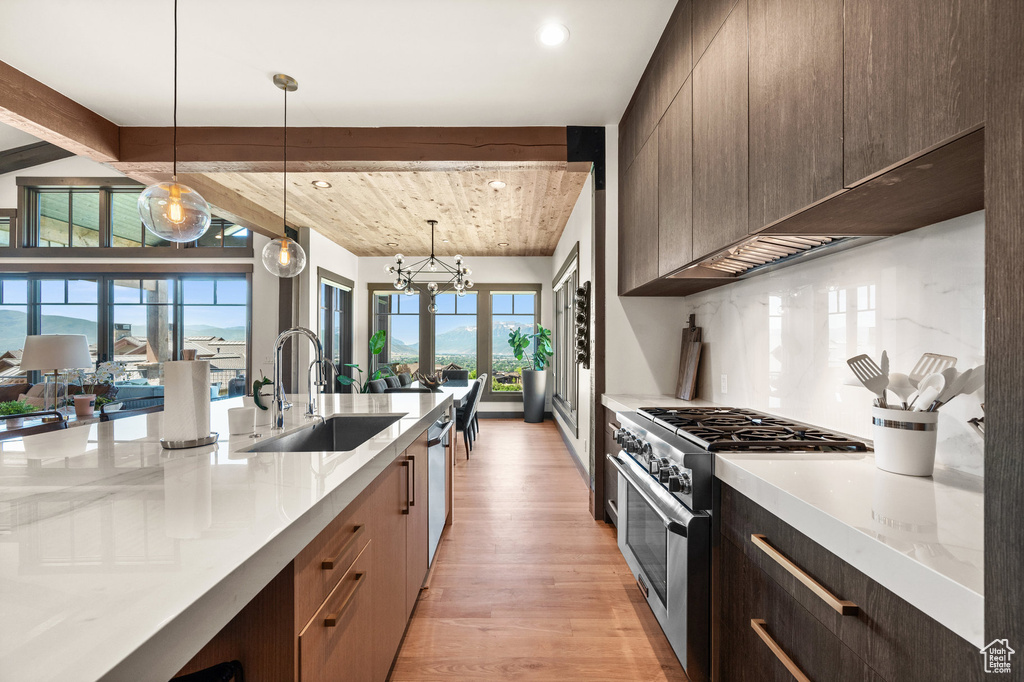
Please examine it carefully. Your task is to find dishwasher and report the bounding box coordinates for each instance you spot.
[427,416,453,564]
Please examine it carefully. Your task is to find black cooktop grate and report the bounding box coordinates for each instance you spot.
[636,406,867,453]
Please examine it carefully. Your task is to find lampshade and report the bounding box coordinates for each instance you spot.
[20,335,94,372]
[262,237,307,278]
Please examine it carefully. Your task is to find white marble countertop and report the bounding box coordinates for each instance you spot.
[0,392,452,682]
[602,393,984,647]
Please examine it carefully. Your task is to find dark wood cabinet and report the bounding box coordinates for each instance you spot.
[651,0,693,127]
[602,410,620,525]
[844,0,985,186]
[748,0,844,231]
[692,0,748,259]
[692,0,739,64]
[619,134,659,294]
[658,77,693,276]
[718,483,984,682]
[404,431,430,617]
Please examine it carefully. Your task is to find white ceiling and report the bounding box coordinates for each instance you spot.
[0,0,674,128]
[0,121,40,152]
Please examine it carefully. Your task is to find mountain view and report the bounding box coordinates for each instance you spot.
[384,318,536,375]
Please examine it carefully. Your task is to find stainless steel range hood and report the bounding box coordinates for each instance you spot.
[667,234,877,280]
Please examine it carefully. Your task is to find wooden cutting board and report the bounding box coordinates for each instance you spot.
[675,325,703,400]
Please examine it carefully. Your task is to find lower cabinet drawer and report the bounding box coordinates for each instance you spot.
[294,490,373,626]
[719,538,879,682]
[720,484,983,681]
[299,541,375,682]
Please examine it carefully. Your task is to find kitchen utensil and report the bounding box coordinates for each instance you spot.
[908,353,957,388]
[880,350,890,379]
[933,367,970,409]
[959,363,985,396]
[675,315,703,400]
[908,372,945,410]
[847,354,889,407]
[886,372,916,410]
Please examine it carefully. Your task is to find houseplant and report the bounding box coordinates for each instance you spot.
[508,326,553,423]
[1,400,36,429]
[67,361,126,417]
[337,330,397,393]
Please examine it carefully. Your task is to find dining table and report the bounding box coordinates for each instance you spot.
[406,379,474,409]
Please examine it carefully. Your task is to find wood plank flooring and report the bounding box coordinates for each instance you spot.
[390,419,688,682]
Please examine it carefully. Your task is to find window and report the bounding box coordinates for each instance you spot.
[490,292,537,393]
[366,282,539,399]
[0,274,250,397]
[0,210,14,248]
[16,180,251,252]
[318,272,353,392]
[552,248,579,428]
[370,291,421,375]
[433,292,477,376]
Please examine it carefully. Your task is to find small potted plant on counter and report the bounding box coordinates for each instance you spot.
[67,361,126,418]
[508,325,553,423]
[0,400,36,429]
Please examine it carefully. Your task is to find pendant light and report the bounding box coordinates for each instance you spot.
[262,74,307,278]
[387,220,473,314]
[137,0,212,243]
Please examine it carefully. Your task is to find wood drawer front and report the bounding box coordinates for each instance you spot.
[298,542,374,682]
[294,488,373,627]
[719,538,879,682]
[720,484,983,681]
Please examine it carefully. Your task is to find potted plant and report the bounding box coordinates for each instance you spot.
[250,372,273,427]
[337,330,397,393]
[508,326,553,423]
[67,361,126,418]
[1,400,36,429]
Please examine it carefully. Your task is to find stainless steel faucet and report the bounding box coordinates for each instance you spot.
[272,327,327,429]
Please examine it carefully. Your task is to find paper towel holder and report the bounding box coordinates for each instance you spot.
[161,432,220,450]
[180,349,198,361]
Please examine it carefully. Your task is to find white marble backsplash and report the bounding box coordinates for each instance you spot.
[687,211,985,476]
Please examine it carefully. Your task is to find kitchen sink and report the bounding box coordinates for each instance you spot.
[246,414,404,453]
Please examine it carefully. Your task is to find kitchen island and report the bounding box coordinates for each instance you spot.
[0,392,453,682]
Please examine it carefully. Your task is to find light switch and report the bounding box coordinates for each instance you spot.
[720,374,728,394]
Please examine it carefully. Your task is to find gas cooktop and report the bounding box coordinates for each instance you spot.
[636,406,868,453]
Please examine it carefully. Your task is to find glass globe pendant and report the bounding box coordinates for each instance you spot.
[137,0,212,243]
[262,236,306,278]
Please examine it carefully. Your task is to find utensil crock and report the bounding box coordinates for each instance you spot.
[871,406,939,477]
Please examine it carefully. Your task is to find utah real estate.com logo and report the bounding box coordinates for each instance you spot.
[981,639,1015,674]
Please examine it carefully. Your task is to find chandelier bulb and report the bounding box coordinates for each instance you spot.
[385,264,396,274]
[427,303,438,314]
[404,286,416,296]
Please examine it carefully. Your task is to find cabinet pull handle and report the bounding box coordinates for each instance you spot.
[750,534,858,616]
[321,524,365,570]
[751,619,812,682]
[323,571,367,627]
[401,460,411,514]
[408,454,416,507]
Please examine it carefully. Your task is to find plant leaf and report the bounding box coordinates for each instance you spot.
[369,329,387,356]
[337,375,356,386]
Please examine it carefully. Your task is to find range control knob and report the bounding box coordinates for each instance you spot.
[677,471,693,495]
[658,458,673,483]
[667,467,684,492]
[625,436,641,455]
[648,457,661,475]
[640,442,653,457]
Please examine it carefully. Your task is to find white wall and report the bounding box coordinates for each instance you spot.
[552,173,594,471]
[294,227,361,392]
[357,255,552,412]
[685,212,986,476]
[0,156,123,207]
[603,123,690,395]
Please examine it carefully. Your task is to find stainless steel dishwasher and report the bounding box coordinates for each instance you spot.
[427,417,453,564]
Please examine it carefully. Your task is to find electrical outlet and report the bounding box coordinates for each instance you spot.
[720,374,728,394]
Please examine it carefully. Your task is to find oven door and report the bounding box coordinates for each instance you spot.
[607,453,710,682]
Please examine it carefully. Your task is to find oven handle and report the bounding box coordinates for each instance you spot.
[606,454,690,537]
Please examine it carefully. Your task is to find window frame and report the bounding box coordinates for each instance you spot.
[13,177,253,258]
[317,267,354,393]
[0,208,18,252]
[552,243,580,434]
[365,282,541,402]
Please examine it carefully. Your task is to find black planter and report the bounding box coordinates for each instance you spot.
[521,369,547,423]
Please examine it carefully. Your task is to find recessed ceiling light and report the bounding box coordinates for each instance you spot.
[387,242,399,247]
[488,180,507,189]
[311,180,332,189]
[498,242,510,247]
[537,23,569,47]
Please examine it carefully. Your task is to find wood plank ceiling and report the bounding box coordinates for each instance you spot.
[200,166,590,257]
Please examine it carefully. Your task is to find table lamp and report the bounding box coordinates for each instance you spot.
[20,334,94,417]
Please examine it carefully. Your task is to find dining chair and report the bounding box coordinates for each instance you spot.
[455,378,484,458]
[367,379,387,394]
[397,372,412,386]
[442,369,469,381]
[384,375,401,389]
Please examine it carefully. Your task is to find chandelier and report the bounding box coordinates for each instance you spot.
[387,220,474,313]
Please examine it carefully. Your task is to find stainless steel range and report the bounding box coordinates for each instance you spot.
[608,406,867,682]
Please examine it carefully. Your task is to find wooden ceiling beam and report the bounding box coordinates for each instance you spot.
[112,126,569,174]
[0,60,120,162]
[0,141,75,175]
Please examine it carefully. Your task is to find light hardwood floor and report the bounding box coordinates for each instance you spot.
[389,419,689,681]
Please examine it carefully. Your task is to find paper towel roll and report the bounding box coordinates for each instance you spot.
[163,360,211,442]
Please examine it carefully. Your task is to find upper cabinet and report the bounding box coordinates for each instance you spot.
[619,134,659,294]
[844,0,985,185]
[692,0,748,259]
[748,0,844,230]
[692,0,739,63]
[659,77,693,277]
